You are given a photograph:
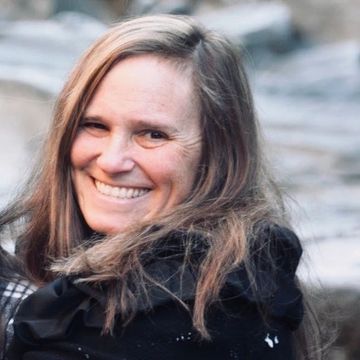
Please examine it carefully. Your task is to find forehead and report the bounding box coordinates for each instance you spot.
[84,54,199,129]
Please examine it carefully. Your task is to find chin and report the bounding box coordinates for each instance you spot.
[88,218,135,235]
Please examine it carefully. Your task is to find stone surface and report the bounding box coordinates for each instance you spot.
[317,288,360,360]
[53,0,113,21]
[195,1,296,52]
[282,0,360,43]
[254,92,360,293]
[255,41,360,99]
[0,83,53,206]
[126,0,201,16]
[299,235,360,289]
[0,12,106,95]
[0,0,128,22]
[0,0,53,20]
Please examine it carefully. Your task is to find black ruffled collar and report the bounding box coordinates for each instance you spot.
[10,225,303,347]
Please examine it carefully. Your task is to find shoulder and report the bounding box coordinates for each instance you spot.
[8,277,299,360]
[223,224,304,330]
[237,223,303,284]
[7,226,303,359]
[0,277,36,358]
[0,277,37,326]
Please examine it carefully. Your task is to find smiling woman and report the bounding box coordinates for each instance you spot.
[1,14,323,360]
[71,55,201,234]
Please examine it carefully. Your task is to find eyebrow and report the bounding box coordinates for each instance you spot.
[131,119,179,134]
[81,115,180,134]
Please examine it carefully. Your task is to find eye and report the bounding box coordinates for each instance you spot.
[84,122,107,130]
[79,118,108,136]
[136,129,169,148]
[146,130,167,139]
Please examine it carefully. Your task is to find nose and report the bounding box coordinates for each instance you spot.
[96,135,136,174]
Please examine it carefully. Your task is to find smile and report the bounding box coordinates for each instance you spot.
[94,180,150,199]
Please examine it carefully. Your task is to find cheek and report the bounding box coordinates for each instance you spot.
[148,147,200,191]
[70,134,86,168]
[70,134,98,168]
[70,141,81,169]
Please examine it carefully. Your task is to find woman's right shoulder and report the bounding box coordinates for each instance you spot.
[1,276,37,359]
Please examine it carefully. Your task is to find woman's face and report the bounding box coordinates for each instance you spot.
[71,55,202,234]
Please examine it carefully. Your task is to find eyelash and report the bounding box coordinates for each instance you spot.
[140,130,168,140]
[80,121,107,131]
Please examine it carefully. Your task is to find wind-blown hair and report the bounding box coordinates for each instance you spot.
[0,15,323,357]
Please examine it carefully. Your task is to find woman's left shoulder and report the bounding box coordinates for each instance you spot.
[222,223,304,333]
[249,223,303,277]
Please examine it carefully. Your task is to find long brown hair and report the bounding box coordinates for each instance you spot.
[0,15,323,356]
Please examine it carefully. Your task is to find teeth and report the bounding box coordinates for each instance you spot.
[95,180,149,199]
[119,187,127,198]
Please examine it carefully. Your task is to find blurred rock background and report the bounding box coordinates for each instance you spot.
[0,0,359,358]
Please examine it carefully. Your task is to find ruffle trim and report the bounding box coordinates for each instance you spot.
[12,225,303,346]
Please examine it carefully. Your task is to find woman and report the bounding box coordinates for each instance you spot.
[2,15,321,359]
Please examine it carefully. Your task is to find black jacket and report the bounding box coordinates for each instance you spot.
[7,226,303,359]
